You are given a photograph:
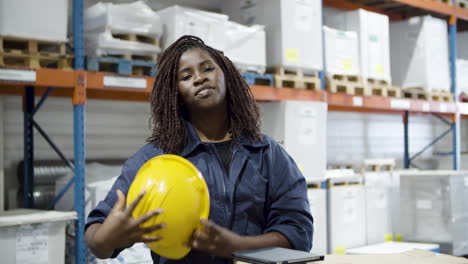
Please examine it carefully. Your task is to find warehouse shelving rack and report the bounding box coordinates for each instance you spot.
[0,0,467,263]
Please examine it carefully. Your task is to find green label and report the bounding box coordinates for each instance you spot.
[369,34,378,42]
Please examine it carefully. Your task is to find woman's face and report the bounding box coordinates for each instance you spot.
[177,48,226,112]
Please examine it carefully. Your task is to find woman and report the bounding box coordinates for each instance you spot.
[85,35,313,264]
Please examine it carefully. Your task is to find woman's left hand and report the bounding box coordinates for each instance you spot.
[188,219,242,257]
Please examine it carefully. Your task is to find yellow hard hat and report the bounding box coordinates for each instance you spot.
[126,154,210,259]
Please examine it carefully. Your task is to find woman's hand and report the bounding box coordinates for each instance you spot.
[188,219,242,258]
[91,189,165,254]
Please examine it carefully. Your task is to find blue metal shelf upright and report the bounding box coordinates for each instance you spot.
[73,0,87,263]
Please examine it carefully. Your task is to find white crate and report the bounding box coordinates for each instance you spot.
[260,101,327,181]
[156,5,228,51]
[325,8,391,83]
[225,21,266,74]
[307,178,327,255]
[390,16,450,92]
[0,0,68,42]
[221,0,323,73]
[399,170,468,256]
[364,172,393,245]
[0,209,76,264]
[327,175,367,253]
[323,26,360,76]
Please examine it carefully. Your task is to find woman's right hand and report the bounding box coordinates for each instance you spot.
[91,189,165,254]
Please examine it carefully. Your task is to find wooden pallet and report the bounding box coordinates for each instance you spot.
[0,52,72,69]
[328,180,362,187]
[307,182,323,189]
[457,0,468,8]
[271,67,321,90]
[403,88,453,102]
[386,86,402,98]
[362,159,395,172]
[328,164,355,170]
[105,53,158,63]
[0,36,66,56]
[327,75,369,96]
[366,80,402,98]
[112,33,159,46]
[437,0,452,4]
[363,164,394,172]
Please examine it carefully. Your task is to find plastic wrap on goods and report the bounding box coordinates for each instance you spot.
[390,16,450,91]
[224,21,266,74]
[85,1,163,38]
[399,171,468,256]
[156,5,228,51]
[85,31,161,57]
[0,0,68,42]
[323,26,360,76]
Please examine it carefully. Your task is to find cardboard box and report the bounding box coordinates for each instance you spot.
[325,8,391,83]
[390,16,450,92]
[0,209,76,264]
[221,0,323,73]
[323,26,360,76]
[157,5,228,51]
[260,101,327,181]
[308,178,327,255]
[399,170,468,256]
[0,0,68,42]
[224,21,266,74]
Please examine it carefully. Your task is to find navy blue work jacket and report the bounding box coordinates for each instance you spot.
[86,121,314,264]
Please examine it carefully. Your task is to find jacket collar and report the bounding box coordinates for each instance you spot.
[178,120,268,157]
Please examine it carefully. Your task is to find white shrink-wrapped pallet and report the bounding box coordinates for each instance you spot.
[157,5,228,51]
[221,0,323,74]
[0,0,68,42]
[364,172,393,245]
[323,26,360,76]
[225,21,266,74]
[307,178,328,255]
[260,101,327,182]
[84,1,162,57]
[457,59,468,95]
[325,8,391,84]
[326,171,367,254]
[399,170,468,256]
[390,16,450,92]
[84,1,163,37]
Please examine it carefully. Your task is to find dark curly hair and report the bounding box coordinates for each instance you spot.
[147,35,261,153]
